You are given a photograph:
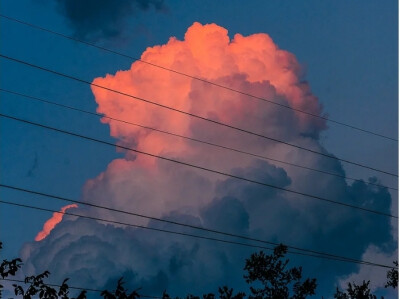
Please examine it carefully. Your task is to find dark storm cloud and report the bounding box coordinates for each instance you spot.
[19,159,396,297]
[215,161,394,258]
[56,0,166,41]
[201,196,249,234]
[215,160,292,205]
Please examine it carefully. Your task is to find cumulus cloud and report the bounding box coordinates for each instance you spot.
[55,0,166,41]
[19,22,397,297]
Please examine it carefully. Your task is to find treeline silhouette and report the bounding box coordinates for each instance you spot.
[0,242,397,299]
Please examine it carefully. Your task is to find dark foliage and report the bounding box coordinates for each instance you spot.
[218,286,245,299]
[0,242,23,279]
[12,271,86,299]
[101,278,140,299]
[0,241,22,299]
[385,261,398,289]
[0,241,397,299]
[333,280,383,299]
[243,244,317,299]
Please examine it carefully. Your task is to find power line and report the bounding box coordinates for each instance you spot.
[0,199,394,269]
[0,12,397,283]
[1,183,387,268]
[0,14,397,142]
[1,112,396,219]
[0,54,397,178]
[1,88,396,191]
[0,278,161,298]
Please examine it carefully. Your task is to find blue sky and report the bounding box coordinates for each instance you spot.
[0,1,398,297]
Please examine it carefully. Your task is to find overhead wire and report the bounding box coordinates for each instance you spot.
[0,113,397,219]
[0,13,398,288]
[0,54,397,178]
[0,199,395,269]
[0,14,397,142]
[1,88,396,191]
[1,183,390,268]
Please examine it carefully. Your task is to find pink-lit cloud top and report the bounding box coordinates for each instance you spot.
[91,22,325,163]
[83,22,330,221]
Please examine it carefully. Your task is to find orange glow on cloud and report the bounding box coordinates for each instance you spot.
[91,22,324,168]
[82,22,327,221]
[35,204,78,241]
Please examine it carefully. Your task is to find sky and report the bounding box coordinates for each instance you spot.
[0,0,398,298]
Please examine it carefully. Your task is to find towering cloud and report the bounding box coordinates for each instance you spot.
[21,23,396,297]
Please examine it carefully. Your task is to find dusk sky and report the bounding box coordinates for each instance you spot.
[0,1,398,298]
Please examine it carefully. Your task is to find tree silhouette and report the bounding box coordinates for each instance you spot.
[385,261,398,289]
[100,278,140,299]
[12,271,87,299]
[243,244,317,299]
[218,286,245,299]
[0,241,22,299]
[333,280,382,299]
[0,240,398,299]
[333,260,398,299]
